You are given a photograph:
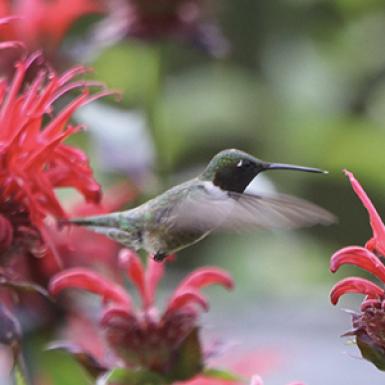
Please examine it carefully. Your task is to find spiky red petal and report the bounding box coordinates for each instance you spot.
[100,306,137,328]
[119,249,148,307]
[330,277,384,305]
[0,52,116,263]
[49,268,133,308]
[175,267,234,293]
[344,170,385,255]
[165,289,209,314]
[145,257,164,306]
[330,246,385,283]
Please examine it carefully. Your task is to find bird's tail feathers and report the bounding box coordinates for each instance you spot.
[61,213,137,248]
[65,212,121,228]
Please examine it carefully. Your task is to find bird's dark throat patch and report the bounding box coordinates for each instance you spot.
[213,165,261,193]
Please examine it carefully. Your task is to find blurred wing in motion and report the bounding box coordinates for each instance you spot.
[171,184,336,233]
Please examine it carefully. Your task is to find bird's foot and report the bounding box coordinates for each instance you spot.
[153,251,167,263]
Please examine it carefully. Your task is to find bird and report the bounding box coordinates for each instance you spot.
[67,149,335,262]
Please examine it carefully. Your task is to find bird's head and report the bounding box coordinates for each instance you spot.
[200,148,327,193]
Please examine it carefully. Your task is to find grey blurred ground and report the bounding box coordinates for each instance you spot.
[202,293,385,385]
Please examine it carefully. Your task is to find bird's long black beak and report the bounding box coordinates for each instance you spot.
[264,162,328,174]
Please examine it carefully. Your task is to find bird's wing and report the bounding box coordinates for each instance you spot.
[172,183,336,232]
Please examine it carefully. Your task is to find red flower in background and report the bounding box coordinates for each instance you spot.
[49,250,233,381]
[330,170,385,370]
[0,0,104,53]
[48,183,137,277]
[0,51,114,267]
[95,0,228,57]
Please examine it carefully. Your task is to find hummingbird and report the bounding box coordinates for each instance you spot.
[68,149,335,262]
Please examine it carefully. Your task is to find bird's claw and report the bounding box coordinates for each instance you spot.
[153,252,167,262]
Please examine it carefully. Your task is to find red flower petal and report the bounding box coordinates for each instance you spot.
[72,182,136,216]
[361,298,381,311]
[145,257,164,307]
[344,170,385,255]
[165,289,209,313]
[0,214,13,253]
[0,16,20,27]
[100,306,137,327]
[0,53,118,263]
[330,246,385,283]
[119,249,149,308]
[2,0,105,52]
[175,267,234,293]
[165,267,233,315]
[330,277,384,305]
[0,41,24,50]
[49,268,133,308]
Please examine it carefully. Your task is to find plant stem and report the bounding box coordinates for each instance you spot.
[13,356,29,385]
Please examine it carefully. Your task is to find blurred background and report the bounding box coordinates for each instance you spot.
[2,0,385,384]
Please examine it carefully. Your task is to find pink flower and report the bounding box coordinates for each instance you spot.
[330,170,385,370]
[49,250,234,380]
[0,51,114,267]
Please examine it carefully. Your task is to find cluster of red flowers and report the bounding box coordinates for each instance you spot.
[330,170,385,370]
[0,0,104,53]
[50,249,234,381]
[0,15,236,384]
[0,8,303,385]
[0,50,116,268]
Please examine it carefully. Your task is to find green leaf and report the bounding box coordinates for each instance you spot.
[14,365,27,385]
[47,341,107,379]
[97,367,166,385]
[166,327,203,382]
[203,368,241,382]
[13,357,30,385]
[91,42,160,107]
[41,349,90,385]
[356,332,385,371]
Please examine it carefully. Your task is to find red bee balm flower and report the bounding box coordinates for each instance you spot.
[0,0,104,53]
[330,170,385,370]
[49,250,234,380]
[97,0,228,57]
[0,52,112,264]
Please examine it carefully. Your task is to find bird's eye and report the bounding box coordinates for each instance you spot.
[237,159,254,169]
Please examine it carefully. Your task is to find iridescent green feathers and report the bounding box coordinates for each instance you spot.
[66,149,335,260]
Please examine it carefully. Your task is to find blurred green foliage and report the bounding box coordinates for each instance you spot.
[8,1,385,384]
[81,0,385,287]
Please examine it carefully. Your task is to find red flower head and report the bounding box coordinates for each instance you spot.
[49,250,234,381]
[0,0,104,54]
[0,51,114,267]
[96,0,228,57]
[330,170,385,370]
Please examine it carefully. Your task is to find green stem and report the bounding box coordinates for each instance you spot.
[13,356,29,385]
